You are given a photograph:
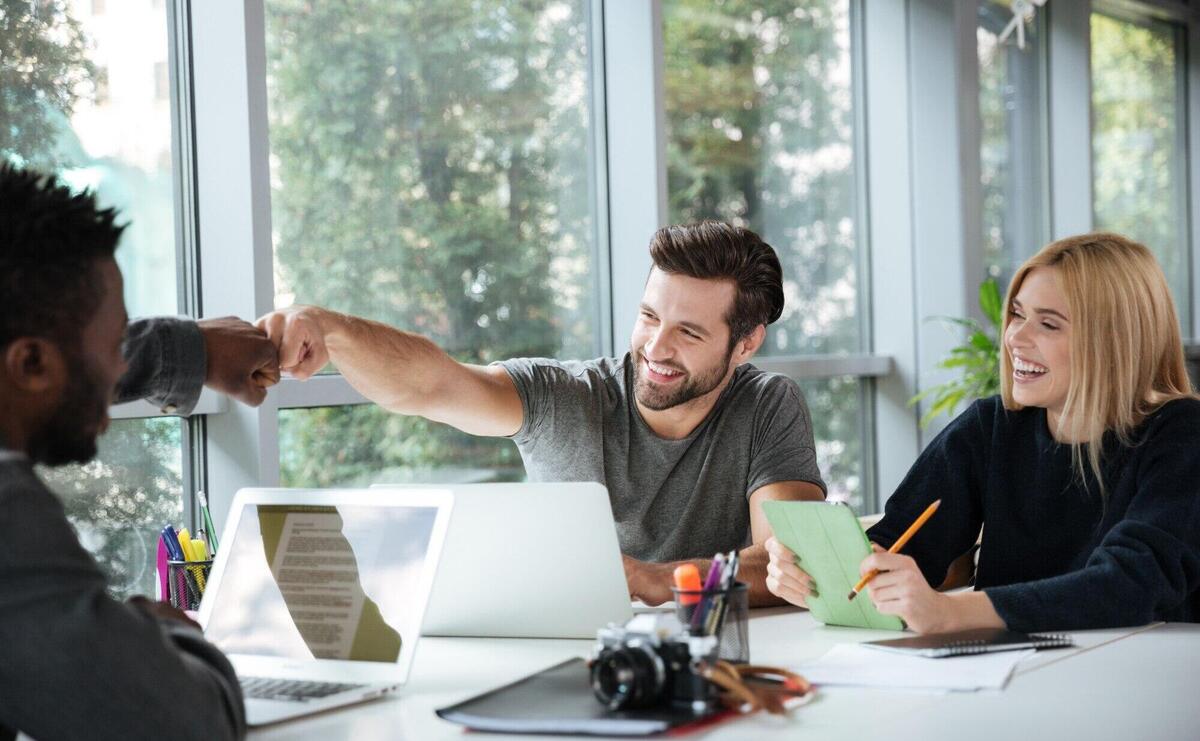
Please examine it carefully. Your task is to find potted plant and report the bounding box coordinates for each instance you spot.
[909,279,1004,428]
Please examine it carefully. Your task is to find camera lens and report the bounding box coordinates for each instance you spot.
[591,645,666,710]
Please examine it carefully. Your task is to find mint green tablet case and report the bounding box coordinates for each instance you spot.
[762,501,904,631]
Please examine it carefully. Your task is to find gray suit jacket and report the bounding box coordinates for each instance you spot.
[0,318,246,740]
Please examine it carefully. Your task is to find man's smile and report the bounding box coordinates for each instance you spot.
[642,356,686,384]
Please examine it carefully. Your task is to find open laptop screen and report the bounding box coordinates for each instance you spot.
[203,503,438,663]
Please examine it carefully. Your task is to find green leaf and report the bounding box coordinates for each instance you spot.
[918,388,965,428]
[930,389,966,417]
[979,278,1003,327]
[908,386,936,407]
[968,331,995,352]
[918,407,939,428]
[938,356,972,369]
[930,316,984,333]
[912,278,1006,427]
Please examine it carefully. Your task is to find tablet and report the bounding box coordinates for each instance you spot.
[762,501,904,631]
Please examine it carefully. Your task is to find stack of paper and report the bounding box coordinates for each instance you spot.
[799,643,1034,691]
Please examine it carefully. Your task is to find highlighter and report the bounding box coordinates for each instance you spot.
[177,528,195,561]
[673,563,703,606]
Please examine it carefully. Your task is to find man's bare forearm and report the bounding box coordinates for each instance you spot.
[315,309,457,415]
[294,307,522,437]
[624,544,786,608]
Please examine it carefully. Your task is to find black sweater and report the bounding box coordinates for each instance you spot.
[867,396,1200,632]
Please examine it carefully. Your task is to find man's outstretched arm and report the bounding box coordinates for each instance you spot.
[624,480,825,608]
[256,306,523,437]
[115,316,279,412]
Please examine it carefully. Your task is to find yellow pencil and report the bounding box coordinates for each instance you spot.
[847,499,941,601]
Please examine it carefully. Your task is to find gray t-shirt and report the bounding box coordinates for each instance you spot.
[496,354,825,561]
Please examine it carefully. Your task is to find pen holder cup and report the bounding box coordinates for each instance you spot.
[672,582,750,664]
[166,559,213,611]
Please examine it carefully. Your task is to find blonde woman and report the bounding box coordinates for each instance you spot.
[766,233,1200,632]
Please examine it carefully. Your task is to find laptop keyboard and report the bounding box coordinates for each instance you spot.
[240,676,366,703]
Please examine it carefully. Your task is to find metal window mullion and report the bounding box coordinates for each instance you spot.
[168,0,202,321]
[908,0,972,447]
[109,388,227,419]
[863,0,920,503]
[273,376,370,409]
[850,0,872,357]
[1031,11,1055,251]
[588,0,614,359]
[957,0,985,314]
[267,357,893,404]
[848,0,881,512]
[858,376,878,514]
[603,0,666,351]
[192,0,279,528]
[166,0,205,526]
[752,355,892,379]
[1174,20,1193,339]
[1190,13,1200,339]
[1047,0,1094,239]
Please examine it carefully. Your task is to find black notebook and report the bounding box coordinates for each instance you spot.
[863,628,1074,658]
[436,657,728,736]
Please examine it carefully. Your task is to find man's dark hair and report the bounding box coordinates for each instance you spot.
[0,163,125,348]
[648,221,784,345]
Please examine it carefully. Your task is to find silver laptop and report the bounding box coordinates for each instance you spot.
[197,487,452,726]
[373,482,633,638]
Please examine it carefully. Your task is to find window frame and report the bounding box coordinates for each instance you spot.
[62,0,1200,565]
[87,0,206,532]
[1090,3,1192,334]
[183,0,892,518]
[41,0,209,595]
[188,0,1200,515]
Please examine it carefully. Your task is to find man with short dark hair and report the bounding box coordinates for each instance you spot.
[258,221,826,605]
[0,164,278,740]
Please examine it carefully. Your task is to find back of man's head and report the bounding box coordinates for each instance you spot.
[0,163,125,350]
[648,221,784,344]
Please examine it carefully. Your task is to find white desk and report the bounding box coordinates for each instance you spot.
[250,609,1200,740]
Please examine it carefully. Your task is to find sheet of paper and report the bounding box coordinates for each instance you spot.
[799,643,1034,691]
[269,510,367,658]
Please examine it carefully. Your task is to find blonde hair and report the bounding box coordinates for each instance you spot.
[1000,232,1195,494]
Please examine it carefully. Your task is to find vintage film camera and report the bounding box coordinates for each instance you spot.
[588,613,719,712]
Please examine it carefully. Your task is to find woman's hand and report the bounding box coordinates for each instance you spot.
[859,551,956,633]
[764,537,818,607]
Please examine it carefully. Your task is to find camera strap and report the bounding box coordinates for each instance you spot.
[699,661,812,715]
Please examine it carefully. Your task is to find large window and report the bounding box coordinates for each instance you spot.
[661,0,867,507]
[3,0,178,315]
[264,1,602,484]
[16,0,1196,565]
[977,0,1047,289]
[40,419,184,600]
[2,1,187,598]
[1091,10,1189,329]
[278,405,525,488]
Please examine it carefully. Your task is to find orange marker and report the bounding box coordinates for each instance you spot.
[673,563,703,606]
[848,499,941,601]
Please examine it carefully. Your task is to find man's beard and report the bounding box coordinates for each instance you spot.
[28,352,110,466]
[632,347,734,411]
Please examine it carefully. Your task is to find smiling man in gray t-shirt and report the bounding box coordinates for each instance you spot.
[259,221,826,605]
[499,356,822,563]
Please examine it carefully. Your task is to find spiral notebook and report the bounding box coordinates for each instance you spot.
[863,628,1074,658]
